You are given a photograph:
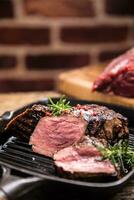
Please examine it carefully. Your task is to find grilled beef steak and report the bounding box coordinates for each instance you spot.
[73,104,128,144]
[30,105,128,157]
[93,48,134,98]
[5,103,128,155]
[30,104,128,158]
[54,136,116,178]
[30,115,87,157]
[5,105,50,141]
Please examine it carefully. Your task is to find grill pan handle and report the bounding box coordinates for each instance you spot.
[0,167,42,200]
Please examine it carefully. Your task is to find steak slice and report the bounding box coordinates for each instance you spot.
[5,104,50,141]
[73,104,129,144]
[54,136,116,178]
[30,115,87,157]
[92,48,134,98]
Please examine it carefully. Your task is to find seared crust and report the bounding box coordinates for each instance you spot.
[73,104,129,144]
[5,105,50,140]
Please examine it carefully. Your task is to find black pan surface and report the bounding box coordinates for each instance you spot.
[0,98,133,198]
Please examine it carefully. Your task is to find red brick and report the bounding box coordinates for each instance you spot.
[26,54,90,69]
[24,0,95,17]
[0,78,54,92]
[0,55,16,69]
[99,48,130,62]
[106,0,134,16]
[61,25,128,43]
[0,0,14,18]
[0,27,50,45]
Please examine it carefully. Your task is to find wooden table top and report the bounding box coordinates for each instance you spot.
[0,91,133,200]
[0,91,60,115]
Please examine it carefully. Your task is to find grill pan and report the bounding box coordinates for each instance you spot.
[0,98,133,200]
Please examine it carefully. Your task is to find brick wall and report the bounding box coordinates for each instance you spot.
[0,0,133,92]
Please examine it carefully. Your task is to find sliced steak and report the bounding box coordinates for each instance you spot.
[54,136,116,178]
[92,48,134,98]
[5,102,128,147]
[73,104,129,144]
[30,115,87,157]
[5,104,50,141]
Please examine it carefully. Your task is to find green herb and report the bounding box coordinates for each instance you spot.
[48,96,72,116]
[95,140,134,173]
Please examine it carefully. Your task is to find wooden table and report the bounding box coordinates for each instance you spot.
[0,91,60,115]
[0,91,133,200]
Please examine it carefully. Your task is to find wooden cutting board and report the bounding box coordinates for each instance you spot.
[57,65,134,108]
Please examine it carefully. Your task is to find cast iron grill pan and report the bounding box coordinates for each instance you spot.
[0,129,133,179]
[0,138,55,177]
[0,98,133,200]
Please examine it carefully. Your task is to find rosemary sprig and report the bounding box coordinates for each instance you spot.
[48,96,72,116]
[96,140,134,173]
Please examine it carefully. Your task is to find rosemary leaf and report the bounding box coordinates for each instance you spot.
[48,96,72,116]
[95,140,134,173]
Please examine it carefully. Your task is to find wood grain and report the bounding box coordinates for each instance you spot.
[57,66,134,108]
